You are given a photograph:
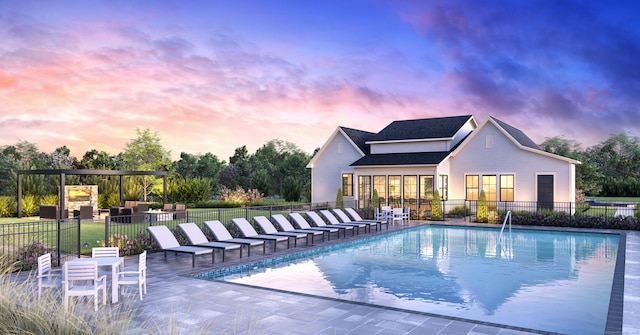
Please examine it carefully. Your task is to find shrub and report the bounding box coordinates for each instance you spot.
[220,186,264,206]
[21,195,39,217]
[448,205,469,217]
[477,191,488,223]
[431,190,443,220]
[0,196,16,217]
[336,188,344,209]
[40,194,58,205]
[14,242,57,271]
[372,189,380,209]
[102,232,155,256]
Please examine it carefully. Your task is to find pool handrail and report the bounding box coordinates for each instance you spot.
[497,210,512,246]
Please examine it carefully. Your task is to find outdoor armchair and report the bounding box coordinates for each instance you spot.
[63,261,107,311]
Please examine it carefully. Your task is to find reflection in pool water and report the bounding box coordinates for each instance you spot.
[200,225,619,335]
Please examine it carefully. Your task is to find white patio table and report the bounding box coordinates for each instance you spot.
[69,256,124,303]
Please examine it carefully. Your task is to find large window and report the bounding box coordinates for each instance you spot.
[466,175,479,200]
[500,175,514,202]
[342,173,353,196]
[439,175,448,200]
[388,176,401,207]
[482,175,497,210]
[373,176,386,207]
[403,176,417,210]
[358,175,372,208]
[419,175,434,215]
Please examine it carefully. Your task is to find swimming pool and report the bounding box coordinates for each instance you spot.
[198,225,620,335]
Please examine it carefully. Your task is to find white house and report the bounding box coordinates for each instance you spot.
[307,115,580,215]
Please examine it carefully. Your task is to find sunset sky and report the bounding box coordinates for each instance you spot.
[1,0,638,161]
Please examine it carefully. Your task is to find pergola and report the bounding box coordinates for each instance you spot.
[16,169,168,218]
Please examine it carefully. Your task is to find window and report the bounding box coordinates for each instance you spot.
[486,135,493,149]
[482,175,497,202]
[466,175,479,200]
[500,175,514,202]
[358,175,371,208]
[439,175,448,200]
[403,176,417,210]
[388,176,401,207]
[373,176,387,206]
[342,173,353,196]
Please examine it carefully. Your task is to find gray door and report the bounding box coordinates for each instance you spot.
[537,175,554,211]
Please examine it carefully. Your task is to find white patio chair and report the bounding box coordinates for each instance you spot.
[63,261,107,311]
[92,247,119,258]
[391,208,404,225]
[117,250,147,301]
[37,253,61,301]
[403,207,411,223]
[92,246,121,278]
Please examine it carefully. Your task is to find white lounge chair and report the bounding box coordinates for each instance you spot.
[37,253,61,301]
[178,222,243,262]
[147,225,214,267]
[271,214,325,243]
[117,250,147,301]
[344,207,389,231]
[332,208,379,232]
[231,218,291,252]
[289,213,341,239]
[63,260,107,311]
[203,220,266,256]
[319,210,369,234]
[305,211,355,236]
[253,216,309,247]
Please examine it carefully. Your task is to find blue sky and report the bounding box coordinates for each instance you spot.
[1,0,638,160]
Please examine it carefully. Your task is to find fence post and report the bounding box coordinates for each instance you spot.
[104,216,110,247]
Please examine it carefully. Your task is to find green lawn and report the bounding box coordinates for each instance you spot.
[589,196,640,202]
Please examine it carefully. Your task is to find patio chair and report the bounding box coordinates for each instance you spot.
[163,203,174,211]
[63,261,107,311]
[174,204,187,220]
[289,213,341,239]
[332,208,379,232]
[391,208,404,225]
[403,207,411,223]
[344,207,389,231]
[271,214,325,243]
[147,225,214,267]
[37,253,61,301]
[305,211,355,237]
[319,210,369,234]
[203,220,266,256]
[253,216,309,247]
[231,218,291,252]
[178,222,243,262]
[116,250,147,301]
[92,246,121,278]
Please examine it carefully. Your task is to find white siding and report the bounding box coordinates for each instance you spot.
[310,132,363,203]
[370,140,450,154]
[449,122,575,202]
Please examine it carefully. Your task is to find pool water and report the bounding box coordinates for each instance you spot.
[199,225,619,335]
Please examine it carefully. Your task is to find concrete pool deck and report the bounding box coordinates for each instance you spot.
[22,220,640,334]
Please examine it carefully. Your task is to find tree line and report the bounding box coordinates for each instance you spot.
[0,128,314,207]
[540,133,640,197]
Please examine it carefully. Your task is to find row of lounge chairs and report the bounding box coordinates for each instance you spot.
[147,208,389,267]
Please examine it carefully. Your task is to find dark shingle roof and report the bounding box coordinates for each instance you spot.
[490,117,541,150]
[340,127,376,155]
[350,152,450,166]
[367,115,473,142]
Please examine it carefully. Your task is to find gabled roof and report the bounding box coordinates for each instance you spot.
[340,126,374,155]
[366,115,473,143]
[350,152,450,166]
[306,126,376,168]
[490,117,541,150]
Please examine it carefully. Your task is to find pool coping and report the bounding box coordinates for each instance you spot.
[193,222,624,335]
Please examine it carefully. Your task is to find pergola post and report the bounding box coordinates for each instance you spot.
[17,174,22,218]
[59,173,66,219]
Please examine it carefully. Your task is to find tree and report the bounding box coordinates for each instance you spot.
[282,176,301,202]
[336,187,344,208]
[121,128,171,201]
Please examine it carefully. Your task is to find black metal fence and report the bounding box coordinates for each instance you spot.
[2,199,636,269]
[0,218,80,269]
